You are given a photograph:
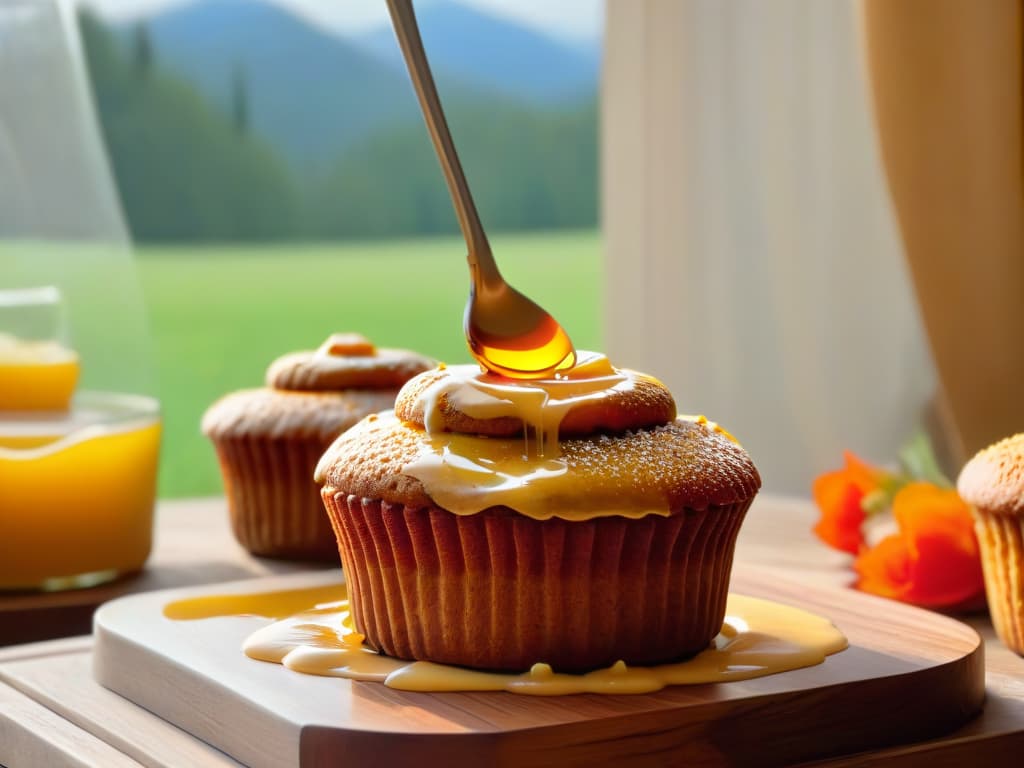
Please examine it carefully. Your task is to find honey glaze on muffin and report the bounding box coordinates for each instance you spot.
[316,352,757,522]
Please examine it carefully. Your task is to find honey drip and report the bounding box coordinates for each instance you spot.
[313,355,737,522]
[164,584,848,697]
[413,351,628,457]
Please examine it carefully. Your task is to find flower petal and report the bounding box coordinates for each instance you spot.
[813,471,866,555]
[842,451,885,494]
[854,482,984,608]
[854,534,911,600]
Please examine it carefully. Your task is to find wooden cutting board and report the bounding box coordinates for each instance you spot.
[92,565,985,768]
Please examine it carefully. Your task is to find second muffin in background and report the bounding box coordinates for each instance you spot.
[202,333,433,560]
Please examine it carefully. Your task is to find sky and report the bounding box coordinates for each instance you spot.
[75,0,605,44]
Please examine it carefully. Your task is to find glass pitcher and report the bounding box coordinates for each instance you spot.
[0,0,161,591]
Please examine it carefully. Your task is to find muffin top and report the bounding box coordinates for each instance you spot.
[267,333,434,391]
[395,360,676,438]
[317,353,760,521]
[202,333,434,440]
[957,433,1024,516]
[203,388,398,441]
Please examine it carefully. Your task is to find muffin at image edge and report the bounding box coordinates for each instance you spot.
[202,333,433,560]
[957,433,1024,656]
[317,361,761,671]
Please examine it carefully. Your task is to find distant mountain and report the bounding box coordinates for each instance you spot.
[356,1,599,105]
[79,5,599,242]
[120,0,598,176]
[135,0,418,176]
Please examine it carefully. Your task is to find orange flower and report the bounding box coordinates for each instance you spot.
[854,483,984,608]
[812,452,886,554]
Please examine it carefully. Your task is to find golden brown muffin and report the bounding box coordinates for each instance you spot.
[202,334,433,560]
[317,357,760,671]
[957,433,1024,655]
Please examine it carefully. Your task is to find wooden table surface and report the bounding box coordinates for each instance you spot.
[1,495,1022,767]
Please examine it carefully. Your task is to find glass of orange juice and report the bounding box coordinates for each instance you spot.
[0,287,161,590]
[0,286,78,412]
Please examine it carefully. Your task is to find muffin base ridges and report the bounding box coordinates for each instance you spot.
[323,495,751,671]
[975,511,1024,656]
[213,436,338,561]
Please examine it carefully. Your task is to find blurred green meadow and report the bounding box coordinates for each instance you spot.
[138,231,603,497]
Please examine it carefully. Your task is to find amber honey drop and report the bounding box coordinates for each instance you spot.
[464,286,576,379]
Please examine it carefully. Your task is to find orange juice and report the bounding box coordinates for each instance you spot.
[0,334,80,411]
[0,393,160,590]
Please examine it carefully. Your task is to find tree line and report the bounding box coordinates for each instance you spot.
[78,12,597,243]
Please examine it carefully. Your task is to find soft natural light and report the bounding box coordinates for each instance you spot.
[2,3,1020,764]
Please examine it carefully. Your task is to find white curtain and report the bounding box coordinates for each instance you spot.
[602,0,934,494]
